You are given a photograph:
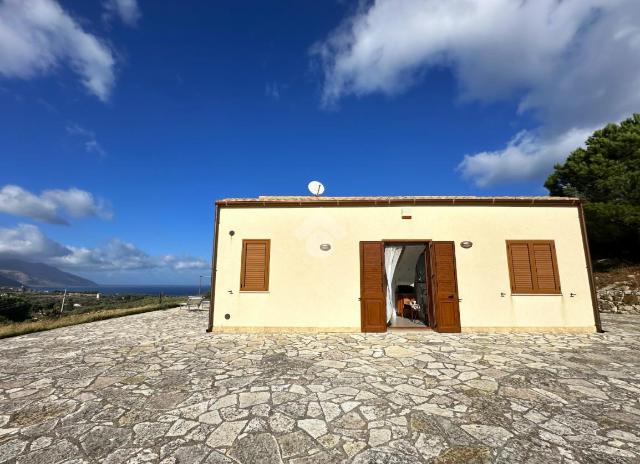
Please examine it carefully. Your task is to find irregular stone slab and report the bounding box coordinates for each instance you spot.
[461,424,513,447]
[133,422,171,443]
[239,392,270,409]
[384,346,415,358]
[269,412,295,433]
[164,444,210,463]
[434,446,491,463]
[229,433,283,464]
[17,439,78,464]
[0,438,27,463]
[206,420,247,448]
[277,430,317,459]
[80,425,131,457]
[166,419,199,437]
[298,418,327,438]
[369,428,391,447]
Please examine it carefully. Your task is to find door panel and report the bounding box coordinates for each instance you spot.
[360,241,387,333]
[431,241,461,333]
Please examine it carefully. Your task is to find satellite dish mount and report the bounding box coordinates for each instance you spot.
[307,180,325,197]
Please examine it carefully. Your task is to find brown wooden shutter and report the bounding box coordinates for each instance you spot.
[507,240,560,294]
[532,242,560,293]
[359,242,387,333]
[240,239,270,291]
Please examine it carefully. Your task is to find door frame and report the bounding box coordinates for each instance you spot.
[382,240,433,331]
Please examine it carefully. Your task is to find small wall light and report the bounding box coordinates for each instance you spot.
[460,241,473,249]
[319,243,332,251]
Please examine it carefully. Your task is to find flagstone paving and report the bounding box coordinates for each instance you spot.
[0,310,639,463]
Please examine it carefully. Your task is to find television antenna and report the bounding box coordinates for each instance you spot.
[307,180,325,196]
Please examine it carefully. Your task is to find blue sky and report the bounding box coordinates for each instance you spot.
[1,0,639,284]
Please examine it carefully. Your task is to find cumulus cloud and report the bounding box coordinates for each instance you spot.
[0,223,71,260]
[458,127,595,187]
[103,0,141,27]
[0,224,209,273]
[313,0,640,185]
[0,0,116,101]
[0,185,112,224]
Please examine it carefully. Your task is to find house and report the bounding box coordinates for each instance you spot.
[207,196,601,334]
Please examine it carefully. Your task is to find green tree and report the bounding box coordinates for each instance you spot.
[545,114,640,261]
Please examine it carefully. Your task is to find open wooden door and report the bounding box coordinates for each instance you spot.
[430,241,461,333]
[360,241,387,333]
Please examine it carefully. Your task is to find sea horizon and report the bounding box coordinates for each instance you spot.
[31,284,211,296]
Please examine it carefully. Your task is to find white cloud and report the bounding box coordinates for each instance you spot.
[103,0,141,27]
[160,255,210,271]
[0,185,112,224]
[458,127,594,187]
[0,223,70,259]
[0,0,116,101]
[313,0,640,185]
[0,224,209,274]
[66,123,106,156]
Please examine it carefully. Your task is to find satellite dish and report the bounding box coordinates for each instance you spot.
[307,180,325,196]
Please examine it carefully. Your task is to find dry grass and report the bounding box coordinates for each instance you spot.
[0,304,177,339]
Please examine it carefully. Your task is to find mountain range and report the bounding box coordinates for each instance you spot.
[0,258,96,287]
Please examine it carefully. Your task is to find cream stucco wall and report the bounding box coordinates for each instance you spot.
[212,205,596,332]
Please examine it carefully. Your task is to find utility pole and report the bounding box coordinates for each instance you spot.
[60,289,67,314]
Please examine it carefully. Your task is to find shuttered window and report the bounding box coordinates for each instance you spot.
[506,240,560,294]
[240,239,270,291]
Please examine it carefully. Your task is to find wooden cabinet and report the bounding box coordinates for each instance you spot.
[395,293,414,316]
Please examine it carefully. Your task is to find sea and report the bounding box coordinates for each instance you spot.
[32,285,210,296]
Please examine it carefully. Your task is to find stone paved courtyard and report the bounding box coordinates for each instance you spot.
[0,310,639,464]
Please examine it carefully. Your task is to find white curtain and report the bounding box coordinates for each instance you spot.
[384,246,403,323]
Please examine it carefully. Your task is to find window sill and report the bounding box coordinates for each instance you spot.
[239,290,270,293]
[511,293,562,296]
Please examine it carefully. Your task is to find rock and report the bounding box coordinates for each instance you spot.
[333,411,366,430]
[205,420,247,448]
[298,419,327,438]
[269,412,296,433]
[384,346,415,358]
[229,433,283,464]
[239,392,270,409]
[461,424,513,447]
[277,430,317,459]
[466,379,498,392]
[18,439,79,464]
[198,411,222,425]
[320,402,341,422]
[133,422,171,443]
[369,428,391,447]
[80,426,131,457]
[163,444,210,463]
[434,446,491,463]
[166,419,199,437]
[0,439,27,463]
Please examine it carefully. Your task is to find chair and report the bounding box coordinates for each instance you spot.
[181,296,203,310]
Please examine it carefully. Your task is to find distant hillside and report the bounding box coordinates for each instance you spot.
[0,274,22,287]
[0,259,96,287]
